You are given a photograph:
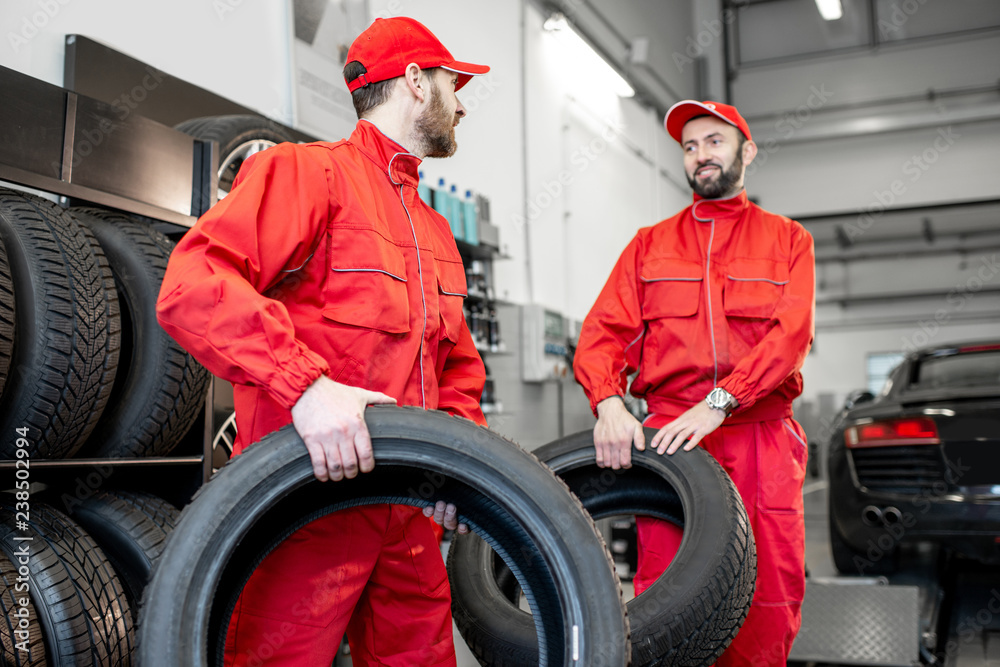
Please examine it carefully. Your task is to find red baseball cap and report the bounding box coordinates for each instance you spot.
[345,17,489,93]
[664,100,752,144]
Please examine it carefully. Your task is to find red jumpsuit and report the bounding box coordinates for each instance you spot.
[573,190,814,666]
[157,120,486,666]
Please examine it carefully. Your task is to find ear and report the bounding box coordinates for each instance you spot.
[741,139,758,166]
[403,62,427,103]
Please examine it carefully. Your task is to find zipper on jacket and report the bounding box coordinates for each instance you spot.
[694,201,719,385]
[389,153,427,409]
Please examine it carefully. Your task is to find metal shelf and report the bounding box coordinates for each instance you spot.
[0,64,217,227]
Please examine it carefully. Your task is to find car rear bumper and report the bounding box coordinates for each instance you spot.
[829,476,1000,563]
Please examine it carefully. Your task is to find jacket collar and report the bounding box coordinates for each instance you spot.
[690,188,750,222]
[350,119,422,188]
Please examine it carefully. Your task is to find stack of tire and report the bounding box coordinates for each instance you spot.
[0,188,208,664]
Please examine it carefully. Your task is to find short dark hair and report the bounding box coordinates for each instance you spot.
[344,61,396,118]
[343,62,440,118]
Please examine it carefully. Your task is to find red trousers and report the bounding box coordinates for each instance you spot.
[224,504,455,667]
[634,415,807,667]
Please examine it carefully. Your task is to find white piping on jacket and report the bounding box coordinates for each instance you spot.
[332,267,407,282]
[727,276,788,286]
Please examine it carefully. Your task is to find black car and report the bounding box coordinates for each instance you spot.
[827,341,1000,575]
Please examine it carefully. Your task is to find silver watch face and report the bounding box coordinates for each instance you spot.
[707,388,731,410]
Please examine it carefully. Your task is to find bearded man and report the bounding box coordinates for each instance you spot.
[573,100,816,666]
[157,17,489,666]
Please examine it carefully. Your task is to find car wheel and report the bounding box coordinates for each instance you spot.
[173,115,295,198]
[448,429,757,666]
[137,407,631,667]
[211,410,238,472]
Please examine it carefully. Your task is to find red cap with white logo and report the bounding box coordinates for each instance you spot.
[345,17,489,93]
[664,100,752,144]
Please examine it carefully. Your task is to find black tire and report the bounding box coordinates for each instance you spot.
[0,550,46,666]
[828,501,897,576]
[0,234,14,403]
[449,429,757,667]
[105,490,180,532]
[173,115,294,196]
[137,406,631,667]
[69,208,210,458]
[0,189,120,459]
[7,503,134,666]
[0,508,93,665]
[68,491,180,622]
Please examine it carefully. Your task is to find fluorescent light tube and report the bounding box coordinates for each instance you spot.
[543,13,634,98]
[815,0,843,20]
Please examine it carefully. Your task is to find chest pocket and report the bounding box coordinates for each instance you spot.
[724,258,789,319]
[323,228,411,334]
[436,258,468,343]
[640,258,703,319]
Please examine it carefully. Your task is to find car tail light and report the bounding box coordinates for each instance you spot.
[845,417,941,448]
[958,344,1000,353]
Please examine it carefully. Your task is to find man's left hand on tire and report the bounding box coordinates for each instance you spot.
[650,401,726,455]
[423,500,468,534]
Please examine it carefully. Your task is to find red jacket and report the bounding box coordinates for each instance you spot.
[157,120,486,451]
[574,190,814,422]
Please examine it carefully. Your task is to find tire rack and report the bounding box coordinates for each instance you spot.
[0,64,218,507]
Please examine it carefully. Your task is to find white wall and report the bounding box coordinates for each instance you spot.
[728,13,1000,417]
[520,1,692,319]
[1,0,296,123]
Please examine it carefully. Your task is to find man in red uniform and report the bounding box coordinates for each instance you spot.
[573,100,815,666]
[157,17,489,666]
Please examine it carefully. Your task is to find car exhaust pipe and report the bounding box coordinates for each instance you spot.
[862,505,883,526]
[882,506,903,525]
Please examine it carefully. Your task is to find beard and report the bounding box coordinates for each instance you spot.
[686,151,744,199]
[415,83,458,158]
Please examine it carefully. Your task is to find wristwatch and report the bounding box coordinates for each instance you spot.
[705,387,737,416]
